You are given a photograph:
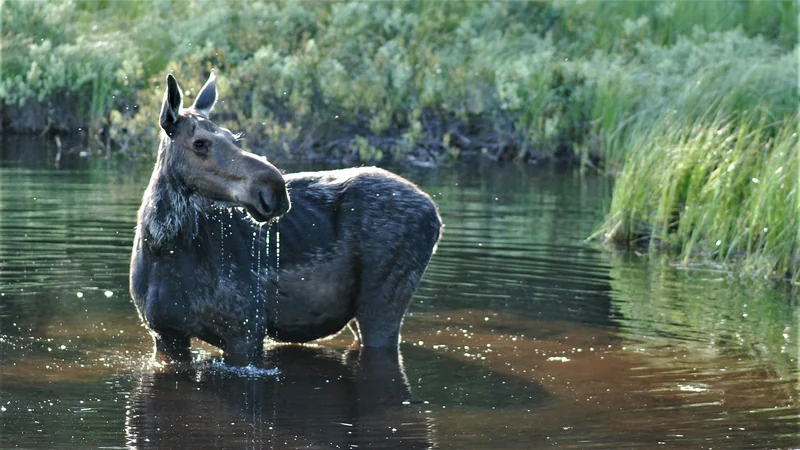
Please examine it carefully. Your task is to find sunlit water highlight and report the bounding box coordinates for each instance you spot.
[0,137,797,449]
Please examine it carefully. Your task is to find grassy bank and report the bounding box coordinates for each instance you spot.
[592,27,799,280]
[2,0,797,278]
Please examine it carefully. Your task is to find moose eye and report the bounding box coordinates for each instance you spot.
[192,140,208,155]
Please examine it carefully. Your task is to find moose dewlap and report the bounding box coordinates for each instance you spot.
[129,72,442,365]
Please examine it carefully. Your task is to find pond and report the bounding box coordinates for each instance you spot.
[1,136,797,449]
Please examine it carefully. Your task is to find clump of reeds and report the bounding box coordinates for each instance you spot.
[600,113,799,281]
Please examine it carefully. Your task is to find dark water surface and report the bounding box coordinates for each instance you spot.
[1,137,797,449]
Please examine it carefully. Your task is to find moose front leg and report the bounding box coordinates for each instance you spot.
[153,330,191,363]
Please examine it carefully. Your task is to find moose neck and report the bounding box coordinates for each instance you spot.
[138,137,207,252]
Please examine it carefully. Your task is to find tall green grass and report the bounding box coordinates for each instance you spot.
[589,26,799,280]
[583,29,798,171]
[601,114,799,280]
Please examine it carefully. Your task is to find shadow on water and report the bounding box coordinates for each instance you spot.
[1,137,797,449]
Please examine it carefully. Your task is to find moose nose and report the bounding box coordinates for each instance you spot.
[259,182,290,219]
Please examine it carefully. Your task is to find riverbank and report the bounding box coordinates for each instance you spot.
[2,1,797,279]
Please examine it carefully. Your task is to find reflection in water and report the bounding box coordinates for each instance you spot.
[1,137,797,449]
[126,346,433,449]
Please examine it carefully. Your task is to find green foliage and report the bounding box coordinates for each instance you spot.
[554,0,797,53]
[589,26,799,280]
[2,0,798,277]
[582,29,798,170]
[0,1,145,132]
[4,0,794,163]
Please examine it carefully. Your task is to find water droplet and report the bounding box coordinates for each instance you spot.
[220,210,226,274]
[275,221,281,338]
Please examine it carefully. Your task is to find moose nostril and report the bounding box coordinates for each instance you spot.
[259,191,274,216]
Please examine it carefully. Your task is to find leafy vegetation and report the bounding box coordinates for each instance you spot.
[2,1,795,161]
[1,0,797,277]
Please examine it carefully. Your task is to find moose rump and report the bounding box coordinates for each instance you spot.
[129,72,442,365]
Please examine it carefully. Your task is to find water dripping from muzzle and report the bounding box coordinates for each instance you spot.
[257,226,264,328]
[274,220,281,341]
[265,225,270,337]
[228,209,234,278]
[220,209,225,274]
[250,229,257,309]
[274,220,280,281]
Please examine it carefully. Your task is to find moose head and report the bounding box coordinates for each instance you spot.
[157,71,290,223]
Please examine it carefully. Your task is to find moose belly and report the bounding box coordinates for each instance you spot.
[267,309,352,343]
[265,261,356,343]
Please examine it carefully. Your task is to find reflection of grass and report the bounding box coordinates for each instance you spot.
[607,253,799,381]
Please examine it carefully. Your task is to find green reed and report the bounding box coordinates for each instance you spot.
[600,113,799,280]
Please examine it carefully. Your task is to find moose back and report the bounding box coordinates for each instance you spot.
[129,72,442,365]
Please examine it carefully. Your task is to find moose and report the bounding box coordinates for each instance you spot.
[130,72,442,365]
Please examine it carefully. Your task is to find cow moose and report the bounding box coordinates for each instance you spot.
[129,72,442,365]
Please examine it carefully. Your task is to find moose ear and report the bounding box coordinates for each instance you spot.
[192,70,217,117]
[160,74,183,135]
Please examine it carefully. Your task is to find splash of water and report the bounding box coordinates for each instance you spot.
[275,222,280,294]
[250,227,259,344]
[208,359,280,379]
[267,222,280,444]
